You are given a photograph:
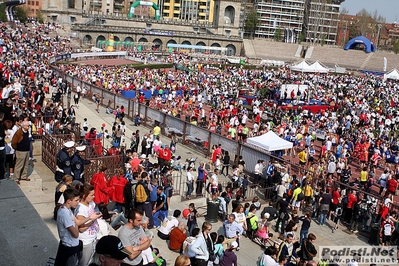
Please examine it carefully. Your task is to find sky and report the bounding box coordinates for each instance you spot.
[340,0,399,23]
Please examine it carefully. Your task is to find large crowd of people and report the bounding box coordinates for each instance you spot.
[2,19,399,266]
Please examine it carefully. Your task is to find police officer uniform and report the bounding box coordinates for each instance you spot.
[55,141,74,182]
[71,145,91,183]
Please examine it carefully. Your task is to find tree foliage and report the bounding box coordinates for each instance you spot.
[0,4,7,22]
[36,9,44,23]
[274,28,282,42]
[393,40,399,54]
[245,11,259,39]
[14,6,29,23]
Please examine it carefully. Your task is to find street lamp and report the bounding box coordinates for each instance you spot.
[377,24,382,50]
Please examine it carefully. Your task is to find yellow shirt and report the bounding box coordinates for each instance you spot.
[153,126,161,136]
[360,170,367,182]
[303,185,313,197]
[298,151,307,163]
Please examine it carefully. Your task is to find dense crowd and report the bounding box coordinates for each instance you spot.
[2,20,399,266]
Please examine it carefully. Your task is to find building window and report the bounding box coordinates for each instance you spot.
[70,16,76,23]
[68,0,75,8]
[36,1,39,5]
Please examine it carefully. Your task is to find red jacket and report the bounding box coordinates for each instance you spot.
[169,227,187,250]
[109,175,128,204]
[347,193,357,209]
[90,172,111,205]
[386,179,398,193]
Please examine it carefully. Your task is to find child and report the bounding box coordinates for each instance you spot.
[187,203,198,236]
[332,203,343,233]
[213,235,226,265]
[152,247,166,266]
[256,213,271,246]
[244,202,250,216]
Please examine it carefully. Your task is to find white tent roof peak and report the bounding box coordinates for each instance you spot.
[384,69,399,80]
[247,131,293,151]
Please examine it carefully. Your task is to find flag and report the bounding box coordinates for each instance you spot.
[273,18,277,28]
[240,58,246,65]
[383,57,387,72]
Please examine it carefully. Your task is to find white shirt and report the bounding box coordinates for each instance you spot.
[158,216,179,235]
[75,202,99,245]
[186,171,193,183]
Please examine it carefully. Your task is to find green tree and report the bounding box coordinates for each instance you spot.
[36,9,44,23]
[245,11,259,39]
[320,34,326,46]
[14,6,29,23]
[297,33,305,44]
[274,28,282,42]
[0,4,6,22]
[393,40,399,54]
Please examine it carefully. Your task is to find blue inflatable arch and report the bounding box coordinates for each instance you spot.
[344,36,376,53]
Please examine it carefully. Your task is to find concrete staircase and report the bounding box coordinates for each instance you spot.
[243,39,256,58]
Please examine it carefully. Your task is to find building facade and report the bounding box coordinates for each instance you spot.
[254,0,343,44]
[26,0,43,17]
[254,0,305,42]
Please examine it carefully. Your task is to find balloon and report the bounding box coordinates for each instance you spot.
[182,208,190,218]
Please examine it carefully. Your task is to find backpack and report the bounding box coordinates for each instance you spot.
[287,188,293,197]
[297,191,305,201]
[135,183,148,203]
[123,182,136,206]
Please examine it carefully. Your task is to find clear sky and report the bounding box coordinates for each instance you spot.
[340,0,399,23]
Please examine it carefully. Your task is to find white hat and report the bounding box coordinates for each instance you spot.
[230,241,238,249]
[264,213,270,219]
[64,141,75,148]
[76,146,86,151]
[140,154,147,159]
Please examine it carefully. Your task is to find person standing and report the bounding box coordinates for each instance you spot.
[55,188,100,266]
[11,121,31,184]
[152,186,168,229]
[276,193,289,235]
[109,167,128,213]
[186,167,194,199]
[71,145,92,184]
[54,141,75,182]
[118,209,152,266]
[0,112,6,179]
[219,241,238,266]
[191,222,213,266]
[90,165,111,205]
[299,212,311,245]
[196,162,206,196]
[75,184,103,266]
[222,214,244,250]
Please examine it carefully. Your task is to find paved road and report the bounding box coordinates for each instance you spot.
[19,96,373,266]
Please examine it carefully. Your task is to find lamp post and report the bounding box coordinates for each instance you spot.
[377,24,382,50]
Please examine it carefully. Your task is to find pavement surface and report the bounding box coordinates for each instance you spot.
[5,96,374,266]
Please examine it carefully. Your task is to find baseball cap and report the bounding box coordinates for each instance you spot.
[96,235,131,260]
[230,241,238,249]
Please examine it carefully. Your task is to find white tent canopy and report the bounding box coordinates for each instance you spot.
[290,60,313,72]
[384,69,399,80]
[308,61,329,73]
[247,131,293,151]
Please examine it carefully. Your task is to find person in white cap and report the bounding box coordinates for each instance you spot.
[219,241,238,266]
[71,145,92,184]
[54,140,75,182]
